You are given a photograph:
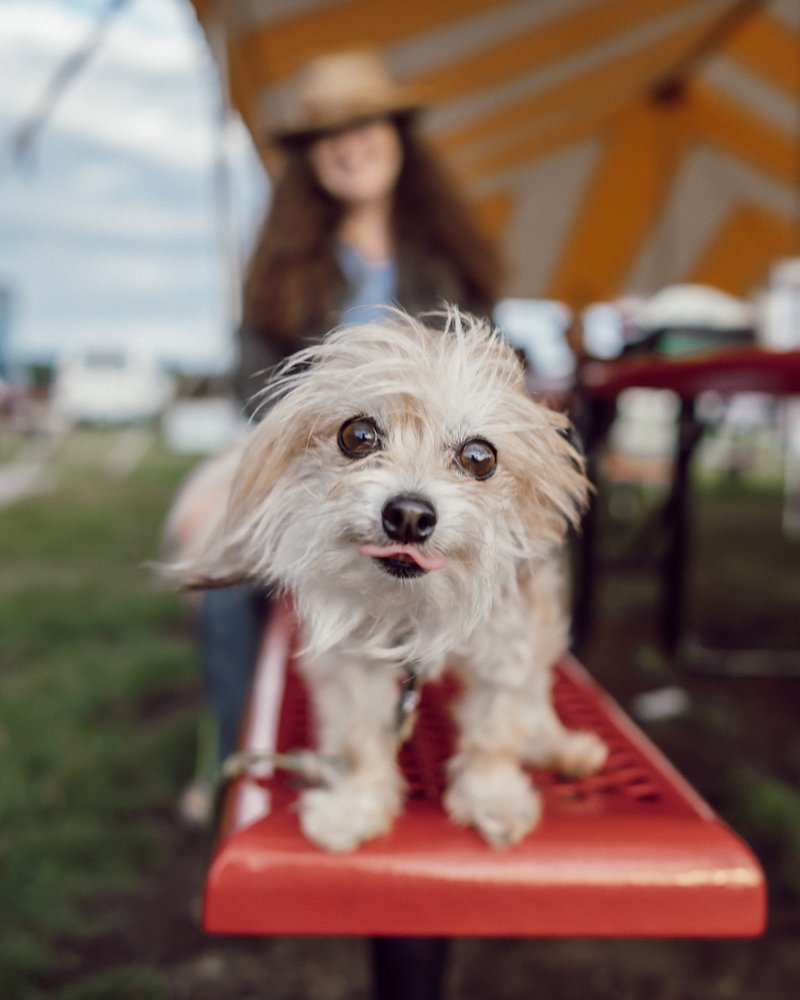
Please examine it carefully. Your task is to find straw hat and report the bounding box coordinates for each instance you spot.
[263,50,425,143]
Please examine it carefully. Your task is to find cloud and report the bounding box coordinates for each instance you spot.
[1,0,219,171]
[0,0,268,373]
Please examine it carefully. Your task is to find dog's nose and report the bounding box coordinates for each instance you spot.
[382,495,437,544]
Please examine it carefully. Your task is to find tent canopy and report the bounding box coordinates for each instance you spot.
[190,0,800,307]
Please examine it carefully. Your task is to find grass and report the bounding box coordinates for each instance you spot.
[593,468,800,650]
[691,474,800,648]
[726,768,800,897]
[0,429,200,999]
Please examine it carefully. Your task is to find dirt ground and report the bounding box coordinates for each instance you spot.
[44,601,800,1000]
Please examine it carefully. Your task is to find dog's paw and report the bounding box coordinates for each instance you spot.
[299,780,402,853]
[445,758,541,848]
[545,729,608,779]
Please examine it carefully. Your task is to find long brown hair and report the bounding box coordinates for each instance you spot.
[243,117,503,348]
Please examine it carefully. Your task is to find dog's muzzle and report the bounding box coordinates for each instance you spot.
[359,494,444,578]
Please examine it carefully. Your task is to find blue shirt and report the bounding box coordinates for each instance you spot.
[337,243,398,324]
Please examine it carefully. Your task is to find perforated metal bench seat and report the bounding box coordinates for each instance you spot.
[204,600,766,938]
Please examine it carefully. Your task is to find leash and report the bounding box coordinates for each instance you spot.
[214,663,425,801]
[216,748,343,787]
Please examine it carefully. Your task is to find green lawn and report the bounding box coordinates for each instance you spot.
[589,468,800,651]
[0,430,200,998]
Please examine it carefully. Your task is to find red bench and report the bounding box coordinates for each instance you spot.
[204,598,765,939]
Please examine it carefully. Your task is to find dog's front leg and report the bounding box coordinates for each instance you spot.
[444,668,546,848]
[444,675,605,848]
[445,632,606,848]
[298,652,404,852]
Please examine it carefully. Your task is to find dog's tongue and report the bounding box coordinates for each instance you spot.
[359,542,446,572]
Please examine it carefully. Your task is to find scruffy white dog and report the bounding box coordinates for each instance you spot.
[177,309,607,851]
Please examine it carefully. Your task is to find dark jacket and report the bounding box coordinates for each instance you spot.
[234,256,495,417]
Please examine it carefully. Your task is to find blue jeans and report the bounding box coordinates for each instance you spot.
[199,585,268,762]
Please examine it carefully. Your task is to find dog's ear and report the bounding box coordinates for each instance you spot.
[220,352,322,525]
[166,398,308,590]
[509,401,592,552]
[160,445,247,589]
[223,409,299,523]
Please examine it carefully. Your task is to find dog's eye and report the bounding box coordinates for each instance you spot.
[455,438,497,480]
[337,416,382,458]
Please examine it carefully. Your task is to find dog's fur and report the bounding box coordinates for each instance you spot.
[174,309,607,851]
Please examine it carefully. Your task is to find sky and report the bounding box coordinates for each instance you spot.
[0,0,268,373]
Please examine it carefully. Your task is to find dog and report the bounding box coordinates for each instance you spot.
[174,308,607,851]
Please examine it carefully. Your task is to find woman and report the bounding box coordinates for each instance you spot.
[187,50,504,813]
[236,48,502,403]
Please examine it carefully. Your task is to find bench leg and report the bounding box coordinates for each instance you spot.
[572,396,616,652]
[662,400,703,656]
[370,937,450,1000]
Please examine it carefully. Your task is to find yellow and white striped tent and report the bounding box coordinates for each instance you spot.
[189,0,800,308]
